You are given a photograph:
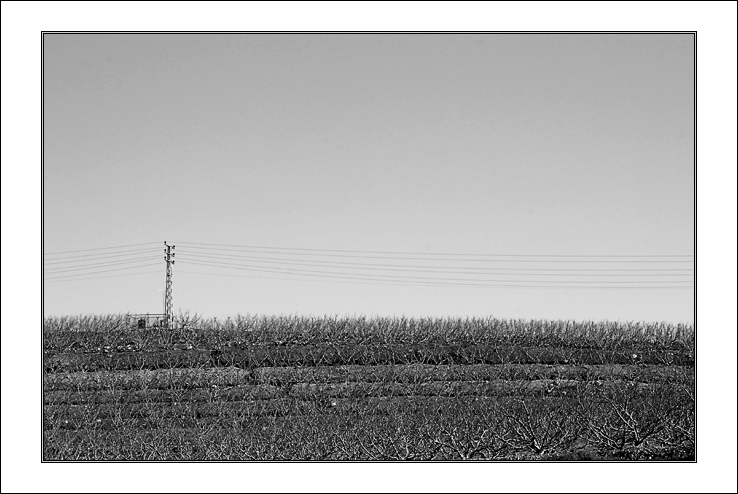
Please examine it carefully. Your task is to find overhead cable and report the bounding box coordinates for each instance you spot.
[177,253,692,278]
[174,241,693,258]
[176,245,693,263]
[43,262,162,280]
[175,267,693,290]
[43,270,162,283]
[44,242,161,256]
[43,247,162,262]
[44,256,162,273]
[177,258,694,286]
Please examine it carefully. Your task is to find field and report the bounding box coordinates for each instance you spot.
[43,314,695,460]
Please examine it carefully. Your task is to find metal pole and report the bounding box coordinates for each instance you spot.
[164,241,175,329]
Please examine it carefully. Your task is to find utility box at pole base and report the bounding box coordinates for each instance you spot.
[130,313,167,329]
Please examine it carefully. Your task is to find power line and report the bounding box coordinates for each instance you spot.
[181,251,695,271]
[176,268,693,290]
[43,256,162,273]
[44,242,161,256]
[43,247,161,263]
[175,241,693,258]
[43,270,162,283]
[41,241,695,293]
[43,262,162,280]
[177,259,694,286]
[184,251,696,271]
[177,245,693,263]
[178,251,693,277]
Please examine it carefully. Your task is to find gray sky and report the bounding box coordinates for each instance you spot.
[43,33,695,322]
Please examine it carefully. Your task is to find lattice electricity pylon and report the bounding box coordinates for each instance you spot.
[164,241,175,329]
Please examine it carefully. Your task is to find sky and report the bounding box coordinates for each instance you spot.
[42,33,695,322]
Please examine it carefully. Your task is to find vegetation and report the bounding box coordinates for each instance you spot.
[43,313,694,460]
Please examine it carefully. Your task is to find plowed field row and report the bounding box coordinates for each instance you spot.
[43,316,694,357]
[45,383,687,428]
[44,345,692,373]
[44,391,693,461]
[43,395,552,430]
[44,363,690,392]
[45,377,670,406]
